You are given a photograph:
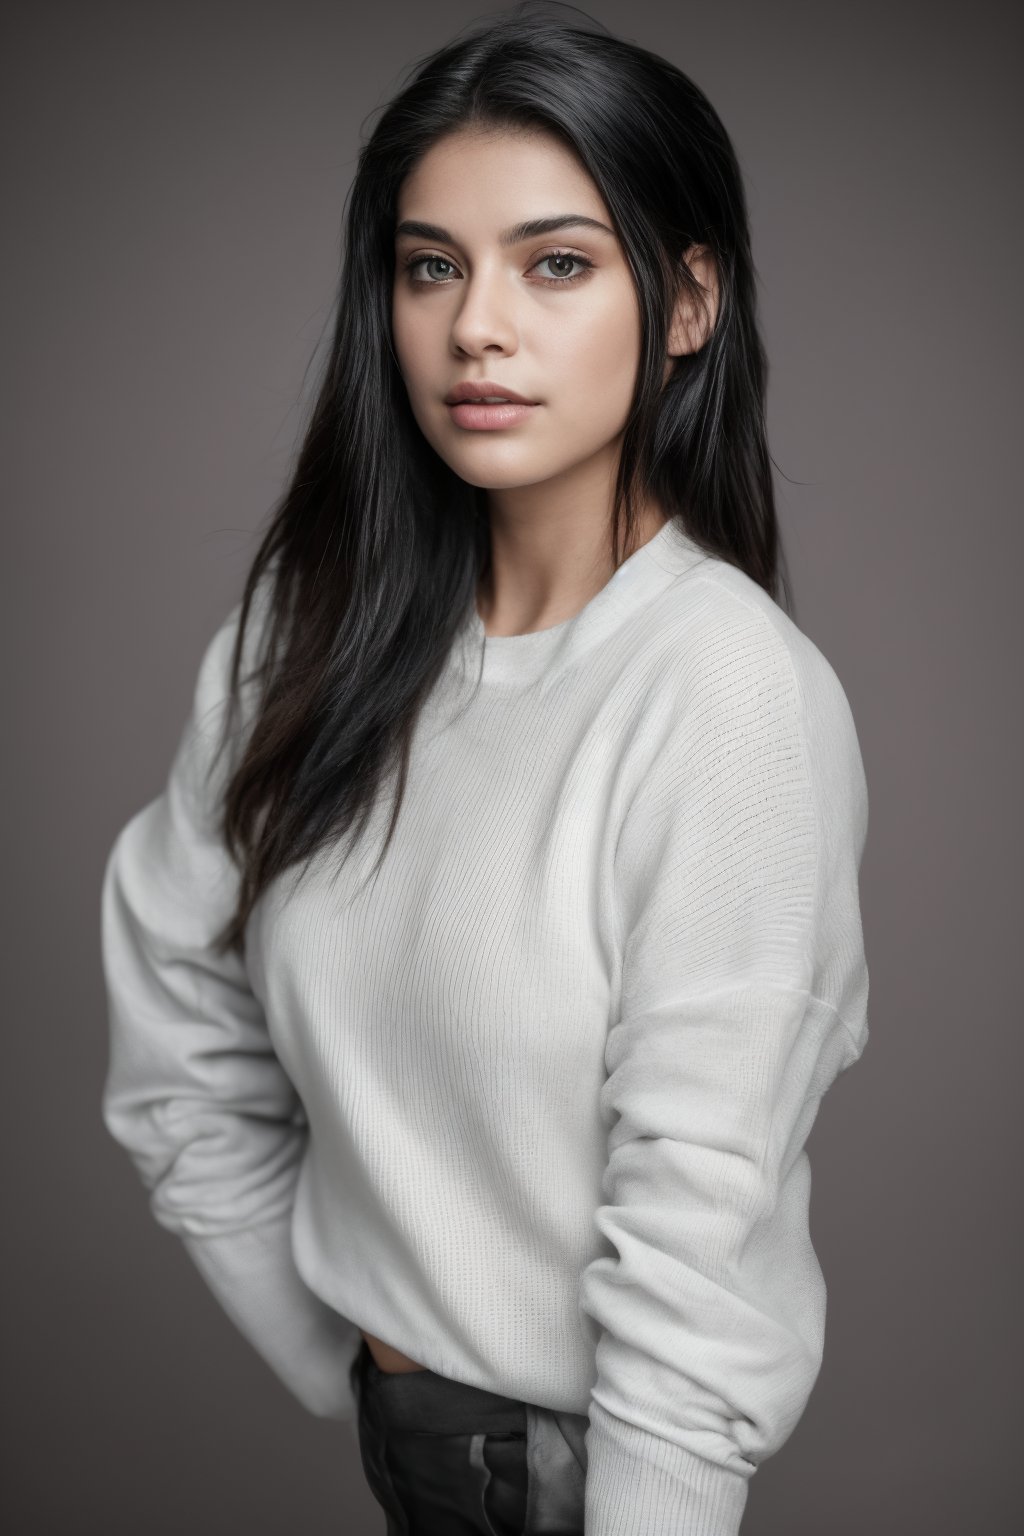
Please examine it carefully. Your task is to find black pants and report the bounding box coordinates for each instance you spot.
[349,1337,588,1535]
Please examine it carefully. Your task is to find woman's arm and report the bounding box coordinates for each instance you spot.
[100,598,362,1420]
[579,594,870,1535]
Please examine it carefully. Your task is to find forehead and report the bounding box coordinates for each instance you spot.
[395,126,608,228]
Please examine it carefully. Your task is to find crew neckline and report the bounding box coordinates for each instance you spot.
[456,517,709,689]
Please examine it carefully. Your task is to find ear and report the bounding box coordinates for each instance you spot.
[666,244,720,357]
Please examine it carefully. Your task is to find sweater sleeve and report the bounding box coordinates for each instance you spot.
[100,593,362,1421]
[578,604,870,1534]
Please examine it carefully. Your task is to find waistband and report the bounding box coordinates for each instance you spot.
[355,1339,529,1436]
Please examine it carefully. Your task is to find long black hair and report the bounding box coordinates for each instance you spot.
[209,0,790,957]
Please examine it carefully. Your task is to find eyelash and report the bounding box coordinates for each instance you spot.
[401,248,595,288]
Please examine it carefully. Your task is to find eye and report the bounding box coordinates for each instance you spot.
[404,254,458,283]
[401,249,595,287]
[531,251,594,285]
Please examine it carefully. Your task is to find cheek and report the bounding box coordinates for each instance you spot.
[539,295,640,423]
[391,294,429,385]
[547,284,637,363]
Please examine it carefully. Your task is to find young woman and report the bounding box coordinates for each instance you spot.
[100,5,870,1533]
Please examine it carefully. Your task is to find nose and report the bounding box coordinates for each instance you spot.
[448,263,519,357]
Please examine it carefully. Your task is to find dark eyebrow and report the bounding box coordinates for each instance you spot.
[393,214,616,247]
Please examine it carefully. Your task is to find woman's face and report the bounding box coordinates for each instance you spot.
[391,126,646,494]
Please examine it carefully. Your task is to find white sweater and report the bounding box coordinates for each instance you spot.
[100,517,870,1535]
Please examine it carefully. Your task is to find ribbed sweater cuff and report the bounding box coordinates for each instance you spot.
[584,1399,752,1535]
[180,1211,362,1421]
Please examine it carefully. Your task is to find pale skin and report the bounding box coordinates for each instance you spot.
[360,123,719,1375]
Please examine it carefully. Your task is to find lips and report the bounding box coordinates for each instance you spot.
[446,396,538,431]
[445,380,537,405]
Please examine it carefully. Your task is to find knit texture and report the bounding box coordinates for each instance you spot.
[100,518,870,1533]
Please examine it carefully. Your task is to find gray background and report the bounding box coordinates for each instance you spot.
[3,1,1021,1531]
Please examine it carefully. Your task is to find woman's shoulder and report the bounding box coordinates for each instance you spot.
[635,554,868,838]
[177,567,279,804]
[649,553,861,743]
[192,567,277,716]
